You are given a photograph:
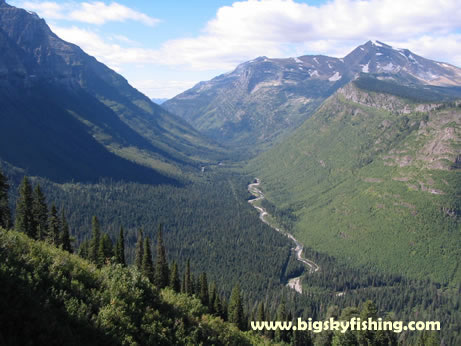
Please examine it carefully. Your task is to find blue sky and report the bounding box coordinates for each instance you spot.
[10,0,461,99]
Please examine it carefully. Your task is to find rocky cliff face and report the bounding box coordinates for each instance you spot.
[337,82,443,114]
[163,40,461,148]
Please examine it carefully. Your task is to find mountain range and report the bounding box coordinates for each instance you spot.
[1,0,461,343]
[0,0,221,183]
[163,40,461,148]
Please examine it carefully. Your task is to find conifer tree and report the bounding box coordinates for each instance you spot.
[184,259,191,295]
[78,239,89,259]
[15,177,35,237]
[142,237,154,282]
[60,210,72,253]
[275,300,288,342]
[89,216,101,263]
[199,272,209,306]
[221,296,228,322]
[358,300,378,345]
[256,302,265,323]
[135,229,144,270]
[98,233,114,266]
[190,273,196,295]
[0,168,11,229]
[154,224,169,288]
[48,204,60,246]
[214,293,223,319]
[115,226,126,266]
[209,282,217,313]
[228,284,245,330]
[97,236,105,267]
[181,273,186,293]
[169,261,180,292]
[32,184,48,240]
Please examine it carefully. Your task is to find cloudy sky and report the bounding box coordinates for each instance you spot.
[10,0,461,99]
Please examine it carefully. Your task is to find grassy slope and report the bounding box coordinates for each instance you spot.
[0,229,266,345]
[249,83,460,285]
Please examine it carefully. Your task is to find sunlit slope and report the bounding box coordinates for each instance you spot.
[250,78,460,285]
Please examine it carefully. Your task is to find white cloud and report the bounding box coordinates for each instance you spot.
[18,0,461,97]
[21,1,63,18]
[186,0,461,67]
[387,34,461,66]
[130,80,198,99]
[51,25,161,71]
[130,0,461,69]
[20,0,461,70]
[69,2,159,26]
[19,1,159,26]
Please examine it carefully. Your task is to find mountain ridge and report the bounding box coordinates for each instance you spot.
[0,1,223,183]
[163,40,461,148]
[248,77,460,284]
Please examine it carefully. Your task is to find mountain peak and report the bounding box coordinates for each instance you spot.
[366,40,392,49]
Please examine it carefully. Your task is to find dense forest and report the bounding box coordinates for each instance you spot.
[2,162,293,301]
[1,168,452,345]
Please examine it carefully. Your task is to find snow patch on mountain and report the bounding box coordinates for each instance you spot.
[328,72,342,81]
[382,62,395,72]
[371,40,384,47]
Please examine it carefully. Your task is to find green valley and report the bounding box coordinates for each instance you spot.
[249,78,460,285]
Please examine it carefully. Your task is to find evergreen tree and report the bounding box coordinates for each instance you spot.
[417,331,441,346]
[293,330,313,346]
[154,225,169,289]
[181,273,186,293]
[15,177,35,238]
[0,168,11,229]
[184,259,191,295]
[190,273,196,295]
[98,233,114,266]
[228,284,245,330]
[32,184,48,240]
[256,301,265,321]
[135,229,144,270]
[48,204,60,246]
[213,293,223,319]
[78,239,90,259]
[209,282,217,313]
[358,300,378,345]
[89,216,101,263]
[375,313,398,346]
[199,272,209,306]
[275,300,288,342]
[221,296,228,322]
[115,226,126,266]
[169,261,180,292]
[60,210,72,253]
[142,237,154,282]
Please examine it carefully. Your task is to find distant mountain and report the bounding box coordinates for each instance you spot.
[163,40,461,148]
[0,1,221,183]
[249,76,461,284]
[151,98,168,104]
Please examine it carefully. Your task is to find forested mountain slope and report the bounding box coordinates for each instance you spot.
[0,1,223,183]
[249,77,461,285]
